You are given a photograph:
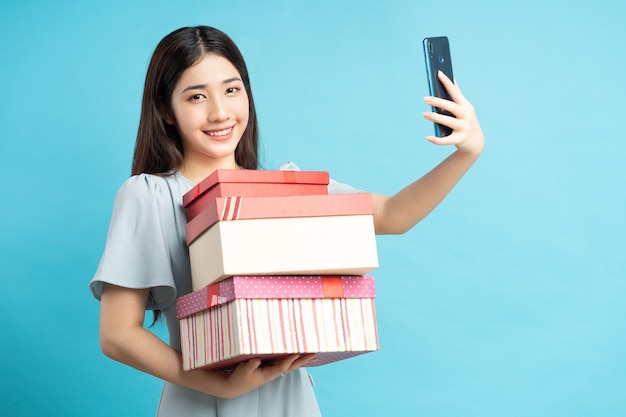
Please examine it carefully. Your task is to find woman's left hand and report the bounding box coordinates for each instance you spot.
[423,71,484,159]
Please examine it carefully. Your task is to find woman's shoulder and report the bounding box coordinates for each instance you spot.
[118,172,169,192]
[116,172,191,198]
[112,172,192,210]
[112,174,163,205]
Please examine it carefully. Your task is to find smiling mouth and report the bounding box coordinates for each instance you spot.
[205,127,234,137]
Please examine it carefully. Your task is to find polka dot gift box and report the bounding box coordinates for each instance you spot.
[176,276,379,371]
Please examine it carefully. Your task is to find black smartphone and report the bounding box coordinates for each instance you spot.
[423,36,454,137]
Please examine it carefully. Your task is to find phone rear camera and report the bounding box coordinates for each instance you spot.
[438,55,445,63]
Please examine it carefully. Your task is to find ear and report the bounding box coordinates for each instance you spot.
[159,102,175,125]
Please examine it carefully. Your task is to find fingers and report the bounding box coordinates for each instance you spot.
[244,358,262,371]
[424,93,471,120]
[422,108,460,132]
[423,75,476,141]
[436,70,468,105]
[425,132,458,146]
[223,354,318,398]
[424,95,457,115]
[421,72,485,156]
[276,354,302,375]
[285,353,317,372]
[241,353,317,378]
[275,353,317,377]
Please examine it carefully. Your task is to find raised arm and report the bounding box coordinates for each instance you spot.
[99,283,315,399]
[372,71,484,235]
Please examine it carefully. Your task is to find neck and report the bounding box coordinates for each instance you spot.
[178,155,240,184]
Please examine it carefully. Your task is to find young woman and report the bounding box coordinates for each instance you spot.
[90,25,484,416]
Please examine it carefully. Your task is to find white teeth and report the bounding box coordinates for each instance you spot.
[206,127,232,137]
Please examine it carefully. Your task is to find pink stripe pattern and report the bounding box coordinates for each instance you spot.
[220,196,243,221]
[179,297,379,371]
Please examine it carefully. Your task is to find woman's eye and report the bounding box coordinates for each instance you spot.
[226,87,240,95]
[190,94,206,101]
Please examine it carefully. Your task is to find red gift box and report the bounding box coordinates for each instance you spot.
[176,276,379,371]
[187,194,378,289]
[183,169,330,222]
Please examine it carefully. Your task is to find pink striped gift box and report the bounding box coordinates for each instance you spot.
[176,276,379,371]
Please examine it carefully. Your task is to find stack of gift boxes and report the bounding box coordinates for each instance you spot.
[175,169,380,371]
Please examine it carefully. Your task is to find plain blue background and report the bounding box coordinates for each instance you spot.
[1,0,625,416]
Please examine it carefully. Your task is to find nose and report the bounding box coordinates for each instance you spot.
[207,95,229,122]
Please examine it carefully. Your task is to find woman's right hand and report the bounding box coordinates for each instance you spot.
[217,354,318,398]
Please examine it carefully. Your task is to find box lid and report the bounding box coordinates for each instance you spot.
[183,169,330,208]
[186,193,374,245]
[176,275,375,319]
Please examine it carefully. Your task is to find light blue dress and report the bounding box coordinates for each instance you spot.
[89,163,359,417]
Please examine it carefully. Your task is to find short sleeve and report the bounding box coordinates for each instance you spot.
[278,161,362,194]
[89,175,177,310]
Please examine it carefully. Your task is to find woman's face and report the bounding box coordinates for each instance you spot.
[167,53,249,170]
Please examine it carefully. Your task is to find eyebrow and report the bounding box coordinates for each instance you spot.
[181,77,243,93]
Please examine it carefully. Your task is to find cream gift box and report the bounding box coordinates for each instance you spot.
[183,169,330,222]
[176,275,379,371]
[187,194,379,290]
